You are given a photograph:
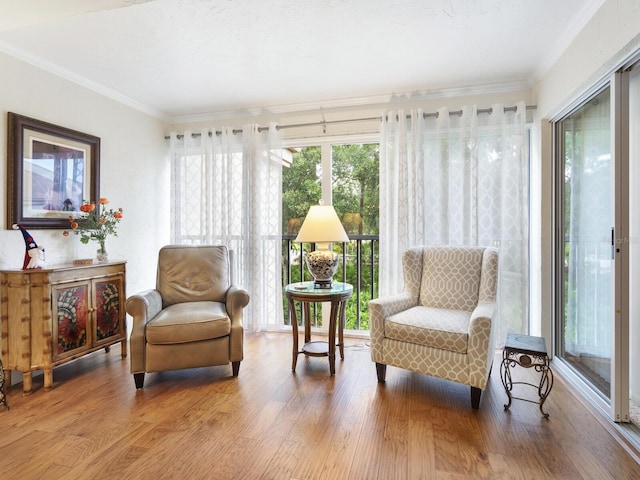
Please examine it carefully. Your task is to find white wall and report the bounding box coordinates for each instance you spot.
[0,51,170,309]
[536,1,640,120]
[534,0,640,349]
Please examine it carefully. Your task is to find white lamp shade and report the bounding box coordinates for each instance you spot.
[294,205,350,243]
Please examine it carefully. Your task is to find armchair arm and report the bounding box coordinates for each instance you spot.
[368,292,417,361]
[467,301,496,389]
[126,289,163,374]
[225,286,250,323]
[225,286,250,362]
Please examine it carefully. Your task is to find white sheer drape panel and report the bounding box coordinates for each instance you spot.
[565,98,612,358]
[379,111,407,296]
[169,125,283,331]
[243,124,284,331]
[379,102,529,340]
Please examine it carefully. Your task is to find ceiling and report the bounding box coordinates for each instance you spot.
[0,0,605,121]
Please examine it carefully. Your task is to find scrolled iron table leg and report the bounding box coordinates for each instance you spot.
[500,352,514,411]
[0,360,8,411]
[536,362,554,418]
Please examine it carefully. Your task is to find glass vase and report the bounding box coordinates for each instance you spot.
[96,241,108,262]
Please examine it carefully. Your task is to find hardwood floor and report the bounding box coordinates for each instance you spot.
[1,332,640,479]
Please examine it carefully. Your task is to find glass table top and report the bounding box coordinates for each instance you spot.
[285,281,353,295]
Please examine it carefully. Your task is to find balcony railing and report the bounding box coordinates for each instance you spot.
[282,234,379,331]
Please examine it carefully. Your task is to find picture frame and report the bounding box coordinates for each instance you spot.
[7,112,100,229]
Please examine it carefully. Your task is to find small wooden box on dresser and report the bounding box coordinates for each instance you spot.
[0,261,127,394]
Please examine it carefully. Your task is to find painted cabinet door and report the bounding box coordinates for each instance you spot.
[53,281,91,361]
[94,274,125,346]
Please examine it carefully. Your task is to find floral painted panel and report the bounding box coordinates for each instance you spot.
[95,278,121,341]
[57,285,88,354]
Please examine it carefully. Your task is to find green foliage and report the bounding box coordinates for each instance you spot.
[331,143,379,235]
[282,144,379,235]
[282,147,321,232]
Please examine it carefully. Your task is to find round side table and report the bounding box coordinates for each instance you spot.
[285,281,353,375]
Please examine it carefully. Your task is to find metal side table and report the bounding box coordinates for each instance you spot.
[0,358,8,410]
[500,333,553,418]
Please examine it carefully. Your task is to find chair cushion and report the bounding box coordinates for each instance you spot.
[158,245,230,307]
[145,301,230,345]
[385,306,470,354]
[419,246,484,311]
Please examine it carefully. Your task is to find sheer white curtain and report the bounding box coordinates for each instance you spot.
[564,93,612,359]
[379,102,529,340]
[169,124,284,331]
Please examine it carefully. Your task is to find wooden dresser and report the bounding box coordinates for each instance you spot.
[0,261,127,394]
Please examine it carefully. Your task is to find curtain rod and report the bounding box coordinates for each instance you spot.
[166,104,536,139]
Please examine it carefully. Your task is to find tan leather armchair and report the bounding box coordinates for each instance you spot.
[369,246,498,409]
[126,245,249,388]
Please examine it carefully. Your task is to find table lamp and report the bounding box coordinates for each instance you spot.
[295,203,349,288]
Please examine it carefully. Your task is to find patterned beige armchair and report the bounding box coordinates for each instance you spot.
[126,245,249,389]
[369,245,499,409]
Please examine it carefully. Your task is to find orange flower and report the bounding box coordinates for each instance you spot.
[63,195,122,247]
[80,203,95,213]
[62,231,69,237]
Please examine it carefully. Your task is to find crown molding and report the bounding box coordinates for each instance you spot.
[0,40,170,121]
[0,37,532,126]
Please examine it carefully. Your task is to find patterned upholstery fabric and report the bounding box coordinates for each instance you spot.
[386,306,470,354]
[381,338,468,385]
[369,245,499,400]
[420,246,484,311]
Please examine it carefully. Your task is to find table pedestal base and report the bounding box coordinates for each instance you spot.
[286,282,353,376]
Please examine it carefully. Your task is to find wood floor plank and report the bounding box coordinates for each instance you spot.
[259,439,307,480]
[1,332,640,479]
[316,426,360,479]
[347,388,386,479]
[487,451,527,480]
[377,437,408,479]
[407,416,437,479]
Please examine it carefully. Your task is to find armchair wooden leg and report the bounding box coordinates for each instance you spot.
[232,361,240,377]
[376,362,387,382]
[134,373,145,389]
[471,387,482,409]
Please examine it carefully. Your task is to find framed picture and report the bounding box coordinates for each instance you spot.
[7,112,100,229]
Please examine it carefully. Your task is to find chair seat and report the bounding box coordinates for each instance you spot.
[386,306,470,354]
[146,301,230,345]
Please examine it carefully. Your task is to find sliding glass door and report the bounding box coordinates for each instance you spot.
[555,70,633,423]
[557,87,613,400]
